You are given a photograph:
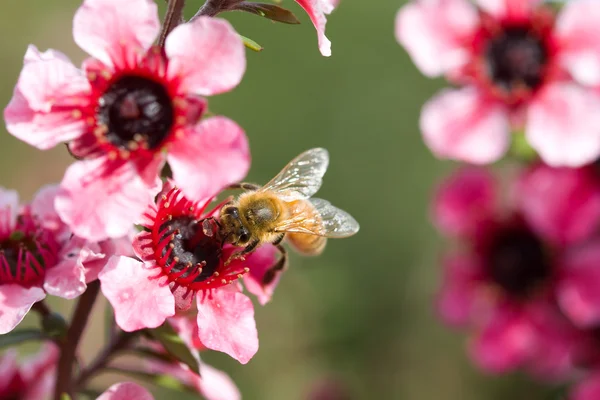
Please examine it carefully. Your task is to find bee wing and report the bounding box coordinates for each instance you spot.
[274,198,360,238]
[259,148,329,202]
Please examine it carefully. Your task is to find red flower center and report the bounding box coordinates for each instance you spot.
[0,369,26,400]
[158,216,222,282]
[469,8,557,104]
[484,26,548,92]
[0,216,59,286]
[98,75,174,150]
[69,47,206,161]
[144,189,249,292]
[485,223,551,298]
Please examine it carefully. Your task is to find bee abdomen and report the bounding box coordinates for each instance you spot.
[287,233,327,256]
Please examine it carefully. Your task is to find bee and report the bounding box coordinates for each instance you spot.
[219,148,360,285]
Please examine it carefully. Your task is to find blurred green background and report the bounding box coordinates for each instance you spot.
[0,0,558,399]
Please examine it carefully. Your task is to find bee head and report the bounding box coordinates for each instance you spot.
[219,206,251,245]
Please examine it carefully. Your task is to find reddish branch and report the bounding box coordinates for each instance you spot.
[53,280,100,400]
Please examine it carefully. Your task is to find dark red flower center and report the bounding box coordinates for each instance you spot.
[97,75,174,150]
[144,189,250,292]
[159,216,222,283]
[0,222,58,286]
[485,225,551,298]
[484,27,548,93]
[0,370,26,400]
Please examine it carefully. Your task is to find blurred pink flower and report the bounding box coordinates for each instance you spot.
[4,0,249,241]
[516,163,600,246]
[143,346,241,400]
[570,372,600,400]
[433,167,592,377]
[99,187,276,363]
[0,343,58,400]
[396,0,600,166]
[0,186,119,334]
[96,382,154,400]
[294,0,339,56]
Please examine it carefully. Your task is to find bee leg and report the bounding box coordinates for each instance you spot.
[225,239,260,265]
[272,233,285,246]
[262,244,287,286]
[227,183,261,191]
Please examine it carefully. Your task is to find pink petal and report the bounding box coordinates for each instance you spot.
[476,0,542,20]
[432,167,497,238]
[21,343,59,400]
[526,83,600,167]
[99,256,175,332]
[516,164,600,245]
[20,343,59,381]
[524,303,580,380]
[55,158,162,241]
[558,241,600,328]
[436,254,481,326]
[96,382,154,400]
[0,350,19,393]
[43,253,86,300]
[196,362,241,400]
[0,188,19,236]
[556,0,600,86]
[571,373,600,400]
[73,0,160,67]
[395,0,478,77]
[168,117,250,201]
[31,185,69,239]
[294,0,339,56]
[24,45,71,64]
[196,290,258,364]
[170,315,204,350]
[0,285,45,334]
[420,87,510,164]
[80,240,112,283]
[469,308,535,373]
[166,17,245,96]
[4,56,90,150]
[240,246,279,305]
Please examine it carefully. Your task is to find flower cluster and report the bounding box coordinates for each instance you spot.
[0,0,342,398]
[397,0,600,166]
[397,0,600,397]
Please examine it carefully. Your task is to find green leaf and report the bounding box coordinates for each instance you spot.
[60,393,72,400]
[41,312,68,340]
[104,367,196,393]
[241,35,263,52]
[146,323,200,375]
[235,3,301,24]
[0,329,47,348]
[127,348,177,364]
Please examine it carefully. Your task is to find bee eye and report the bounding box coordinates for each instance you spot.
[238,230,249,243]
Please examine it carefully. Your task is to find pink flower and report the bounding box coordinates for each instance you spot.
[4,0,249,241]
[570,372,600,400]
[99,187,277,363]
[516,163,600,246]
[0,343,59,400]
[396,0,600,166]
[142,342,241,400]
[96,382,154,400]
[294,0,338,56]
[0,186,117,334]
[433,167,588,376]
[557,239,600,329]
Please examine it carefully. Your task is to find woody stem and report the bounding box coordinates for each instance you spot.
[53,280,101,400]
[158,0,187,47]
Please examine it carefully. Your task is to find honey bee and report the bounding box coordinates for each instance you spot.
[219,148,360,285]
